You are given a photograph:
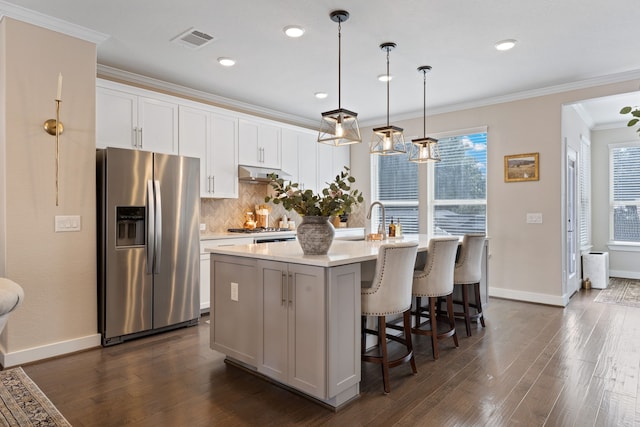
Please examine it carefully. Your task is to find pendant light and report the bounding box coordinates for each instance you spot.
[318,10,361,146]
[409,65,441,163]
[370,42,406,155]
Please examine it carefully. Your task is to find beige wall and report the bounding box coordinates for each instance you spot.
[0,18,99,365]
[352,80,640,305]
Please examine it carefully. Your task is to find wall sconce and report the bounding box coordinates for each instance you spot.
[43,73,64,206]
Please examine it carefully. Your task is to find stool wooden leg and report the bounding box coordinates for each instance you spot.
[474,282,485,327]
[462,283,472,336]
[447,294,459,347]
[403,309,417,374]
[378,315,390,394]
[415,296,422,326]
[429,297,439,360]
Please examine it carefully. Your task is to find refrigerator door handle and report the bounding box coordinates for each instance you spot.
[146,179,155,274]
[154,180,162,274]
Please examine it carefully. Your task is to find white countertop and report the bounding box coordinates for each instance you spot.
[207,234,436,267]
[200,227,364,241]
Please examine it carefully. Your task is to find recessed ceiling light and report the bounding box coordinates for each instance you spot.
[217,57,236,66]
[284,25,305,38]
[314,92,328,99]
[495,39,517,51]
[378,74,393,82]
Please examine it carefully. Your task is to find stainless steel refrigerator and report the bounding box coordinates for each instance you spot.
[97,147,200,346]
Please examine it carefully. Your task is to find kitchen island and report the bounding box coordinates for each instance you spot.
[207,235,488,408]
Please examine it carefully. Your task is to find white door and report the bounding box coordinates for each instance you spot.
[566,148,579,294]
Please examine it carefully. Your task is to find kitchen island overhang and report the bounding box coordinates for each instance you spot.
[206,235,488,408]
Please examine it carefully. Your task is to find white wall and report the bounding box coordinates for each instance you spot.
[592,126,640,279]
[0,18,99,366]
[352,81,640,306]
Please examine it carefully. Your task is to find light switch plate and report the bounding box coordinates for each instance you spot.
[55,215,81,232]
[526,213,543,224]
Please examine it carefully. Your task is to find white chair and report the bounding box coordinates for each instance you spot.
[361,241,419,393]
[453,234,487,336]
[0,278,24,334]
[412,237,460,360]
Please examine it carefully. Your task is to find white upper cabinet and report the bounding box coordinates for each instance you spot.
[317,144,350,190]
[238,119,281,169]
[281,128,300,182]
[179,104,238,198]
[96,80,178,154]
[281,128,318,192]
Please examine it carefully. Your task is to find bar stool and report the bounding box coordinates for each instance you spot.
[361,241,419,394]
[453,234,487,336]
[412,237,459,360]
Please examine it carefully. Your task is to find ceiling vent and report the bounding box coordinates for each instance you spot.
[172,28,214,49]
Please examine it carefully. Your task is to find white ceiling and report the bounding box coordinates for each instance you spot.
[2,0,640,128]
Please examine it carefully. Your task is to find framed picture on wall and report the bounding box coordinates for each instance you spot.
[504,152,539,182]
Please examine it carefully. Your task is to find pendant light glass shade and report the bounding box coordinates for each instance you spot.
[318,10,361,146]
[370,42,406,155]
[409,65,441,163]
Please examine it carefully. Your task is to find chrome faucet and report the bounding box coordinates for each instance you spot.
[367,201,387,240]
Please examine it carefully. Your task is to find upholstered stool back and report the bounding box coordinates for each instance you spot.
[412,237,459,298]
[362,241,419,316]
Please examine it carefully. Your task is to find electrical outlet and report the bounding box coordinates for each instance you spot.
[526,213,543,224]
[199,223,206,231]
[231,282,239,301]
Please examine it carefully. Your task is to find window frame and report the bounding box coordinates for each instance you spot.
[371,126,487,236]
[608,141,640,246]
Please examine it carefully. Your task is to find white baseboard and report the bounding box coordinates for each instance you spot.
[609,270,640,280]
[0,334,101,368]
[489,286,567,307]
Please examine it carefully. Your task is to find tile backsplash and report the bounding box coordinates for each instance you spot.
[200,182,365,233]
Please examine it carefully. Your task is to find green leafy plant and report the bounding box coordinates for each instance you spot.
[620,106,640,137]
[265,167,364,217]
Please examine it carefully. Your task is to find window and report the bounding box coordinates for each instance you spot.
[375,153,419,233]
[430,131,487,235]
[373,129,487,236]
[579,136,591,248]
[610,142,640,242]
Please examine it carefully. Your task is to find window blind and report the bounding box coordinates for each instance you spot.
[610,144,640,242]
[579,137,591,247]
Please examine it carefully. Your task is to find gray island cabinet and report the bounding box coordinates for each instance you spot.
[209,243,362,408]
[207,235,488,408]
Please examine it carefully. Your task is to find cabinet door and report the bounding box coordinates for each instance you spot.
[238,120,281,168]
[288,263,326,398]
[138,96,179,154]
[317,144,350,190]
[96,87,138,149]
[259,124,281,169]
[297,132,318,193]
[281,129,299,182]
[258,260,289,382]
[238,120,260,166]
[178,105,210,197]
[210,113,238,198]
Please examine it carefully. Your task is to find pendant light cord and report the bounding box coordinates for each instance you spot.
[422,69,427,137]
[337,19,342,110]
[386,47,390,127]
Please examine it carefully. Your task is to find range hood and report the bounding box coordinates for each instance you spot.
[238,165,292,183]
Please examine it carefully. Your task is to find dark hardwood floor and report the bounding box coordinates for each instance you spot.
[23,289,640,426]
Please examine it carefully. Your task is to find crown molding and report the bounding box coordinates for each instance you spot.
[361,69,640,128]
[97,64,319,129]
[0,0,109,44]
